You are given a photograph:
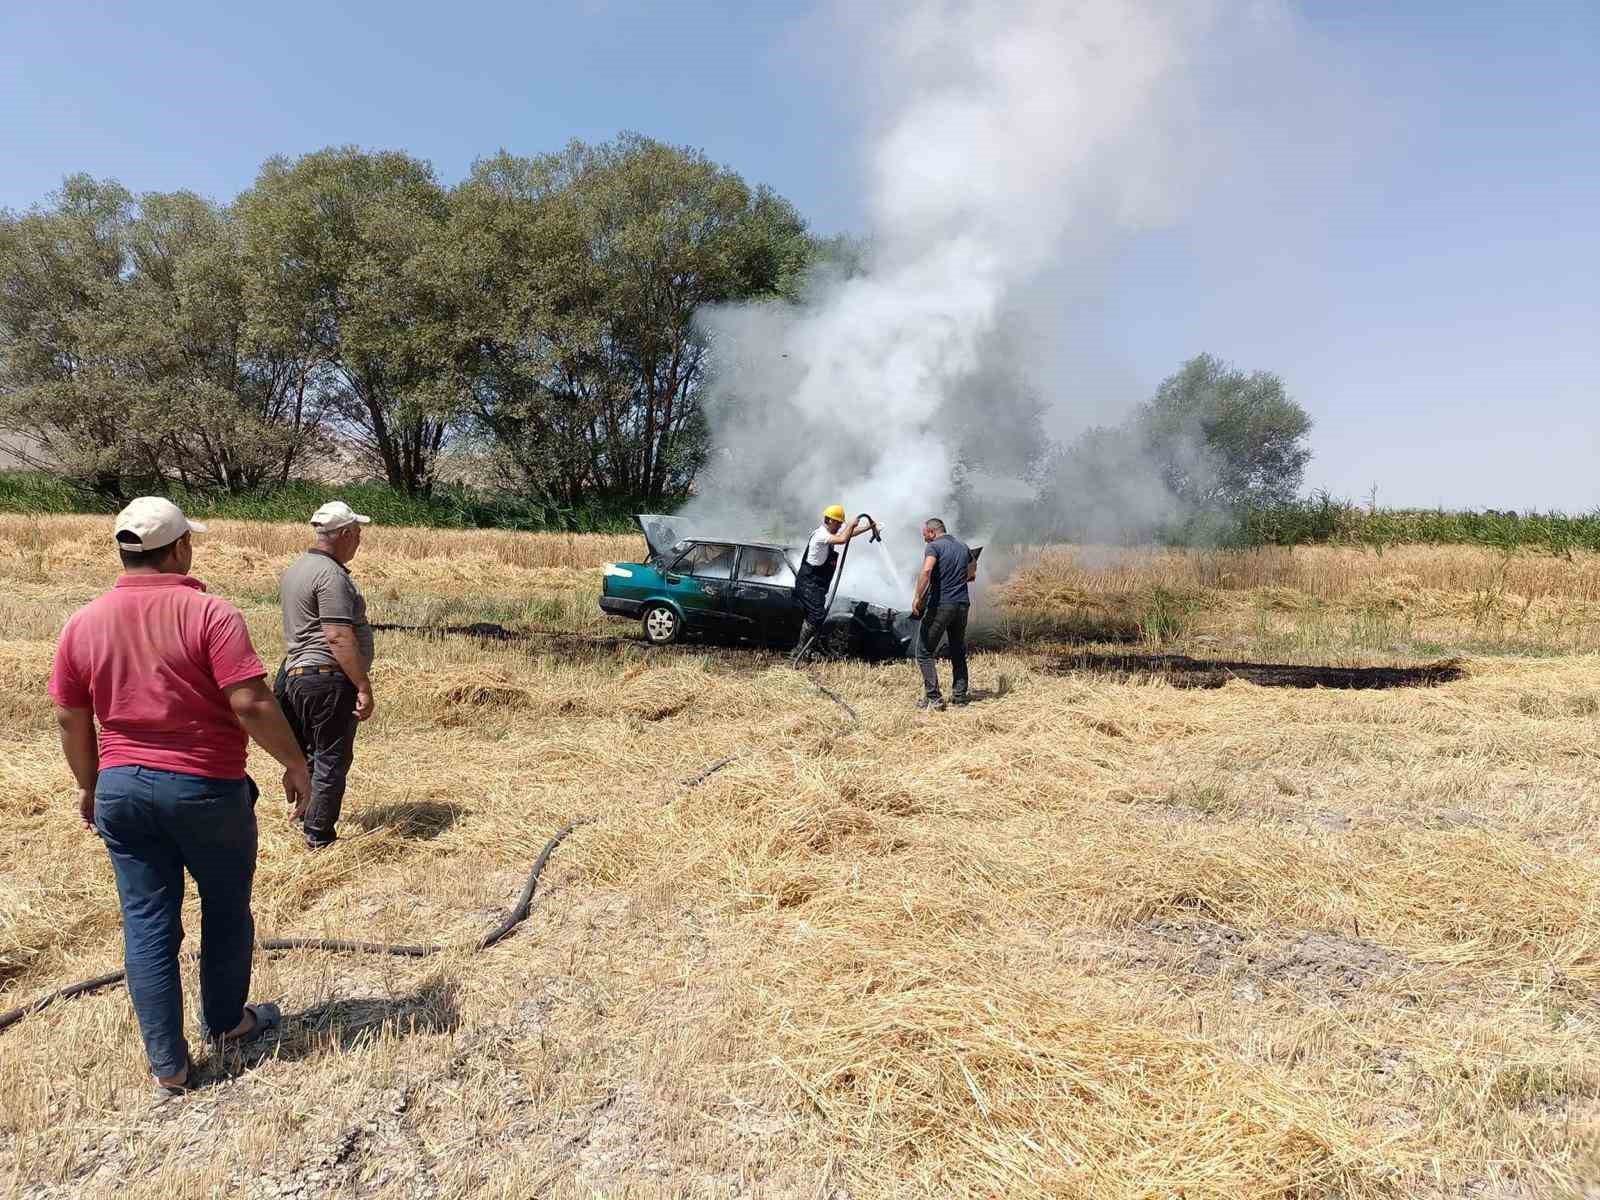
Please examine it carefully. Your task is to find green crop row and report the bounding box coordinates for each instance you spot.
[1235,492,1600,553]
[5,470,1596,551]
[0,472,652,534]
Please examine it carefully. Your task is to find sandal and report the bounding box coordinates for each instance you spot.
[153,1053,199,1098]
[216,1002,282,1046]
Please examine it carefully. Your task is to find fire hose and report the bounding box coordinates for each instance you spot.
[0,820,585,1036]
[792,512,881,664]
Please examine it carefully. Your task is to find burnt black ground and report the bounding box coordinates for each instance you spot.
[1050,652,1467,690]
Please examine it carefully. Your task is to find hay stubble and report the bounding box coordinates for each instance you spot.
[1,518,1597,1197]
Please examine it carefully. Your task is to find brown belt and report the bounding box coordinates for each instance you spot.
[285,665,344,678]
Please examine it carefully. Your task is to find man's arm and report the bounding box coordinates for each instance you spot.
[322,623,375,721]
[54,706,98,831]
[911,554,936,617]
[224,677,312,818]
[825,516,880,545]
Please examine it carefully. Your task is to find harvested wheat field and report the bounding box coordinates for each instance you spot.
[2,515,1599,1199]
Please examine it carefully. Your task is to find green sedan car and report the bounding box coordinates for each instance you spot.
[599,514,916,658]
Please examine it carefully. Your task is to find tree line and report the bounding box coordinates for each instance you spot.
[0,134,1314,534]
[0,135,809,505]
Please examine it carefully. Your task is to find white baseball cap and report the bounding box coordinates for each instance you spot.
[310,500,372,532]
[113,497,206,552]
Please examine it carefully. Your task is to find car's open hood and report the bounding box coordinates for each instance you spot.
[635,513,682,561]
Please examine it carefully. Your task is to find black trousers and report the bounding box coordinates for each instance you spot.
[793,572,831,626]
[915,603,970,699]
[275,670,358,846]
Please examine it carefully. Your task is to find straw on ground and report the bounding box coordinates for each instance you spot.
[1,515,1597,1198]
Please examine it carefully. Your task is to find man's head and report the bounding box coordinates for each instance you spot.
[113,497,205,574]
[822,503,845,534]
[922,517,947,544]
[310,500,372,564]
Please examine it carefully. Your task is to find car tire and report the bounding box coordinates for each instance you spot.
[642,604,681,646]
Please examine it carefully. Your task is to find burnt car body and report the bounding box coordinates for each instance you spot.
[598,514,918,660]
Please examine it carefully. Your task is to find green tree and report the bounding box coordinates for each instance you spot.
[1034,355,1314,543]
[237,148,454,496]
[0,176,156,501]
[1135,353,1312,510]
[124,191,327,492]
[442,134,811,505]
[807,232,871,282]
[0,178,328,501]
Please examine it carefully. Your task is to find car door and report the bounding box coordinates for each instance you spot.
[664,542,736,634]
[730,546,802,645]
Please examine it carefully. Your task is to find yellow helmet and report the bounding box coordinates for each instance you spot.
[822,504,846,523]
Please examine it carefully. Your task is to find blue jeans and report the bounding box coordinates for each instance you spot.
[94,766,259,1077]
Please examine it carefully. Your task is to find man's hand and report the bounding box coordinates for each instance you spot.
[283,762,311,820]
[55,706,99,832]
[354,686,375,722]
[225,677,313,821]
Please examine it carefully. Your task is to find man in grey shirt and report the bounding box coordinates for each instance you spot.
[275,500,374,849]
[910,517,976,711]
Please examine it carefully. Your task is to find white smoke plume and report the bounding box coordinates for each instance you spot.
[684,0,1300,607]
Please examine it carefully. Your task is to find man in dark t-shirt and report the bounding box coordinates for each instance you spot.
[910,517,976,710]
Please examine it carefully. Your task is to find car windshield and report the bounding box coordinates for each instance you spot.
[738,547,795,587]
[672,542,735,580]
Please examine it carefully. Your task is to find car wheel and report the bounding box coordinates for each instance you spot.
[642,604,681,645]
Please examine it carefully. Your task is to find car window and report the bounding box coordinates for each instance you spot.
[672,542,735,580]
[737,547,795,587]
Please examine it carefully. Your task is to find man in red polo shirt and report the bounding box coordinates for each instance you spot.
[50,497,312,1095]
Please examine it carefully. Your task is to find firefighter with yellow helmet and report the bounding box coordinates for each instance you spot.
[792,504,879,663]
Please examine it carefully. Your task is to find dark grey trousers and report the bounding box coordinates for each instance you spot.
[915,603,969,699]
[276,671,358,846]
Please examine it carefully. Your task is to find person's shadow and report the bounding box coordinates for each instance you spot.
[945,675,1015,706]
[197,977,460,1082]
[951,686,1006,704]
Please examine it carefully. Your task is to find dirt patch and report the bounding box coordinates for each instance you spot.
[1137,919,1248,977]
[545,1080,816,1198]
[1128,920,1411,1001]
[1262,932,1408,995]
[1052,652,1466,690]
[237,1086,436,1200]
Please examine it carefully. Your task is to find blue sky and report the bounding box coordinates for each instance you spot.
[2,1,1595,509]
